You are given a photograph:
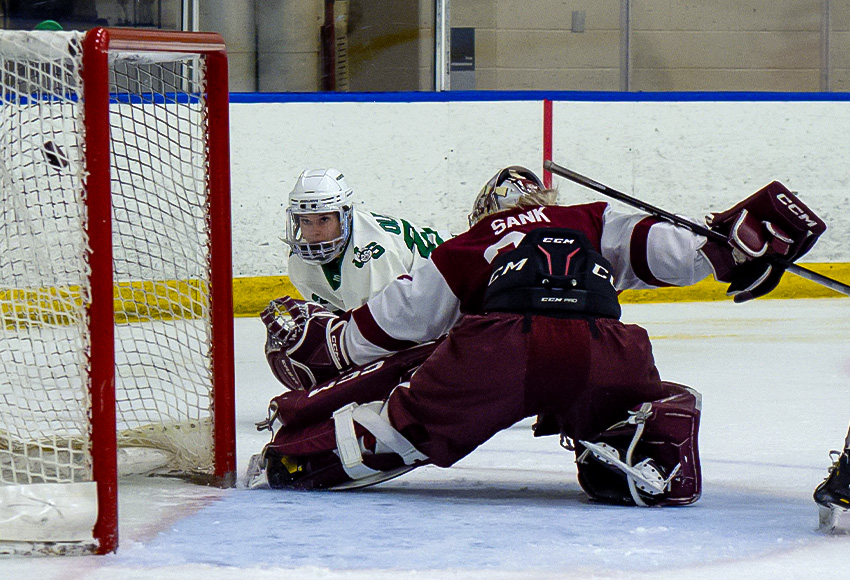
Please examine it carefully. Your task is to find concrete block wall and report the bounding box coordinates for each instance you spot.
[452,0,850,92]
[832,1,850,90]
[453,0,623,91]
[631,0,823,91]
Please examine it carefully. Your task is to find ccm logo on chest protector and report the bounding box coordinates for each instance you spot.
[541,237,575,244]
[488,258,528,285]
[593,263,615,286]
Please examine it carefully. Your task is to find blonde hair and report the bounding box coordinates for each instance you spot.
[514,187,559,208]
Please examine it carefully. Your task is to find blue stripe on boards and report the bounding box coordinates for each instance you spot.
[230,90,850,104]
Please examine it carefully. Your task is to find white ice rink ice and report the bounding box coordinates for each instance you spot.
[5,298,849,580]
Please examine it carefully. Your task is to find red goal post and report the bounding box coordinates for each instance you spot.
[0,28,236,555]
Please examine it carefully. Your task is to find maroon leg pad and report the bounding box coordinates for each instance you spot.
[576,382,702,506]
[266,341,439,430]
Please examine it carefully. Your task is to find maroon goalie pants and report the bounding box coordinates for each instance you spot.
[387,312,666,468]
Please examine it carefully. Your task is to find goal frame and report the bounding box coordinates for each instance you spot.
[82,27,236,555]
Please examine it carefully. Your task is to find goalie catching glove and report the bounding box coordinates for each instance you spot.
[262,296,352,391]
[701,181,826,302]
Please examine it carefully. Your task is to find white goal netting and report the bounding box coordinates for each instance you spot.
[0,31,218,489]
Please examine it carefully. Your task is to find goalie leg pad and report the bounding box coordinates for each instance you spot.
[259,341,440,433]
[249,400,428,491]
[575,382,702,507]
[333,400,428,483]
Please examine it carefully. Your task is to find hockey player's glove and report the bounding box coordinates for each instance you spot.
[701,181,825,302]
[261,296,352,391]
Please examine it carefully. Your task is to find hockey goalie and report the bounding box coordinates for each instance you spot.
[247,166,825,507]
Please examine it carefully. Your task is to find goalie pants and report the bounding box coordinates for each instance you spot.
[387,312,666,468]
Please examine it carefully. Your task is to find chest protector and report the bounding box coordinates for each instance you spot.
[483,228,621,319]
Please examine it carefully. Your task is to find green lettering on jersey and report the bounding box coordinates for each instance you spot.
[372,212,445,258]
[402,219,440,258]
[372,213,401,235]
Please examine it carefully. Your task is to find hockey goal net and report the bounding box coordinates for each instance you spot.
[0,28,235,555]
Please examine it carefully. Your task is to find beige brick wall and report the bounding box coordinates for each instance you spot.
[454,0,622,90]
[830,3,850,91]
[452,0,844,92]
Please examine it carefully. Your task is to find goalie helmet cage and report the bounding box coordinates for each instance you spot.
[0,28,236,555]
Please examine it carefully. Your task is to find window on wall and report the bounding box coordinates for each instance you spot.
[1,0,185,31]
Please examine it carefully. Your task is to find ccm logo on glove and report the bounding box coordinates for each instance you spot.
[777,193,819,229]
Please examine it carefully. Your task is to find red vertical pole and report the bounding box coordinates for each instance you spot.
[82,27,119,555]
[543,98,553,188]
[205,47,237,486]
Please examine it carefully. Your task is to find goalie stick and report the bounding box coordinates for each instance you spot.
[544,160,850,297]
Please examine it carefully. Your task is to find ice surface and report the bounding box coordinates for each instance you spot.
[5,298,849,579]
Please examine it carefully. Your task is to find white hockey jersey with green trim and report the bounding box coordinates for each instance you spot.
[287,209,446,312]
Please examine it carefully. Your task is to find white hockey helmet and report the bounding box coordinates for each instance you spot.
[468,166,545,227]
[285,168,354,264]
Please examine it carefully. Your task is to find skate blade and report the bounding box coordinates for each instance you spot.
[818,504,850,534]
[328,464,416,490]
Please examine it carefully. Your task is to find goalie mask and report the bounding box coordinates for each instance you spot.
[468,165,545,227]
[285,168,354,264]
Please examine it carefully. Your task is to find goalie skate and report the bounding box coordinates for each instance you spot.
[815,448,850,534]
[244,449,417,491]
[579,440,678,498]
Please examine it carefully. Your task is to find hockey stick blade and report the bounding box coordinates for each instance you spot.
[544,160,850,297]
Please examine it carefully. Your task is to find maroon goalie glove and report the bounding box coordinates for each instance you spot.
[262,296,352,391]
[262,297,351,391]
[701,181,826,302]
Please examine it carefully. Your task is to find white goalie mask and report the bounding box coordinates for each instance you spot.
[285,168,354,264]
[468,166,545,227]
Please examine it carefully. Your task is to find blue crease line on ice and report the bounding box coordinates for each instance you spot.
[112,483,819,571]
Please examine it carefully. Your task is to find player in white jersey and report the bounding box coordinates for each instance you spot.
[284,168,445,313]
[249,166,826,505]
[263,168,446,390]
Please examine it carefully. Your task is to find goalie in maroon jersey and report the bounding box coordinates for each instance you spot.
[248,165,825,506]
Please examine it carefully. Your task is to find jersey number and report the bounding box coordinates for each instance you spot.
[483,231,526,263]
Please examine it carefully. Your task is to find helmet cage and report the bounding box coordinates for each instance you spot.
[285,206,353,264]
[468,166,544,227]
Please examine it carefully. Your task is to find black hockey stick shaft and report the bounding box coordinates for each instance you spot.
[544,160,850,296]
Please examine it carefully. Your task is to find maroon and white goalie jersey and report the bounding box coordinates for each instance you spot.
[345,202,714,365]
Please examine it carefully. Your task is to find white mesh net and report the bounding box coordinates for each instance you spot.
[0,31,219,489]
